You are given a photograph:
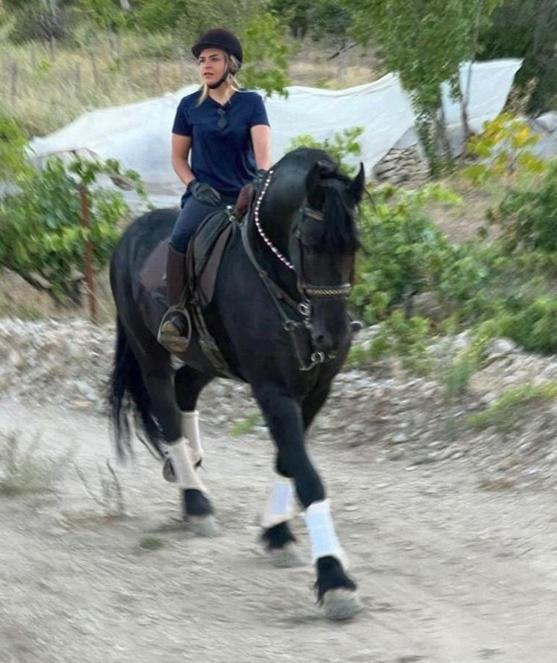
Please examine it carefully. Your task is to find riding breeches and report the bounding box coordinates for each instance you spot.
[169,191,238,253]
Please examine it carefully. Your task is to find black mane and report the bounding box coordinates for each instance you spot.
[274,147,360,255]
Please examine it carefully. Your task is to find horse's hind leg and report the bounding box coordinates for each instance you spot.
[127,333,216,534]
[173,365,218,532]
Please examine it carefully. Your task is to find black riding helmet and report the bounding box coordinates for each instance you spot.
[191,29,243,65]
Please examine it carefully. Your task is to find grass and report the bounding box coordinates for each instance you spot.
[0,34,198,136]
[74,460,127,517]
[468,381,557,432]
[0,430,71,496]
[230,413,264,438]
[0,34,381,137]
[139,535,165,551]
[440,355,478,399]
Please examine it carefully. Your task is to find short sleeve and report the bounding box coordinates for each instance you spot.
[172,98,192,136]
[250,94,270,127]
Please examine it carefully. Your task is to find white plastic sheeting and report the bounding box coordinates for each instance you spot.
[29,59,521,206]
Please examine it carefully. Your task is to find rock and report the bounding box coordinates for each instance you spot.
[487,338,517,357]
[391,432,409,444]
[535,112,557,133]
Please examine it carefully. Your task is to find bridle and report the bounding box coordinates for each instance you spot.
[240,168,354,371]
[252,169,353,303]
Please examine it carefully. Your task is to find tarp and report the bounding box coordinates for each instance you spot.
[29,59,522,206]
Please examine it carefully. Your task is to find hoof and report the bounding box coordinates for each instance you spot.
[189,514,220,538]
[323,589,362,621]
[268,542,305,568]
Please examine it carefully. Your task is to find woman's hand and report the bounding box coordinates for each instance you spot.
[187,180,222,206]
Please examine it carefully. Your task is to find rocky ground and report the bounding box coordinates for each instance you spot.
[1,317,557,492]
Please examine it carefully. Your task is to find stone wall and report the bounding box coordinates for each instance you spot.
[373,147,430,187]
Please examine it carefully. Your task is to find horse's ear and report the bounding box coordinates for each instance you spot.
[350,163,366,204]
[306,159,336,207]
[317,159,337,177]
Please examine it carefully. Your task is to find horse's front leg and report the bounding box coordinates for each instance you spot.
[260,384,331,567]
[253,383,361,620]
[260,474,303,567]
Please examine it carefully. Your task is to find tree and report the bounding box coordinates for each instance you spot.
[479,0,557,113]
[241,13,290,97]
[343,0,502,173]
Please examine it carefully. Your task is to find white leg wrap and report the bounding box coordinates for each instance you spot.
[305,499,345,565]
[163,439,207,492]
[182,410,203,467]
[261,475,295,529]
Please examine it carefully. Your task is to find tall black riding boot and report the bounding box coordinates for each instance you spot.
[157,246,190,354]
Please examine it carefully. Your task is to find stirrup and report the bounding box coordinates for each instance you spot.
[157,305,192,354]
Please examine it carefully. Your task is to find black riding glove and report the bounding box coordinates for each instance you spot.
[187,180,222,206]
[253,169,268,191]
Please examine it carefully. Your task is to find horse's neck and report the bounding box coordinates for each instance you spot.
[258,170,306,251]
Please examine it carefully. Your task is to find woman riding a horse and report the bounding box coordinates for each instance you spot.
[110,28,366,620]
[159,28,272,353]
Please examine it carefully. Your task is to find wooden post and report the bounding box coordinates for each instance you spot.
[79,184,97,323]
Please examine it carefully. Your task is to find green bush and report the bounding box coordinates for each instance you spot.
[0,111,31,183]
[363,312,433,373]
[351,184,460,323]
[468,382,557,431]
[491,162,557,252]
[0,155,144,305]
[289,127,363,176]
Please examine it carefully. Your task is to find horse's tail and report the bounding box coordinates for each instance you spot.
[109,315,164,461]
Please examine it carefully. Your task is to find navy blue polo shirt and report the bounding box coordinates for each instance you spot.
[172,89,270,196]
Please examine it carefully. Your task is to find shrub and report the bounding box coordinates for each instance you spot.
[0,154,146,305]
[351,184,460,324]
[0,430,71,496]
[490,162,557,252]
[469,382,557,431]
[0,110,31,183]
[289,127,363,176]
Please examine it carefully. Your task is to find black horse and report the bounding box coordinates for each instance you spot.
[109,147,365,620]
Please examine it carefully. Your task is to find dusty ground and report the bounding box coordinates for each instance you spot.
[2,398,557,663]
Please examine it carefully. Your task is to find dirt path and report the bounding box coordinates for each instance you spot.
[1,398,557,663]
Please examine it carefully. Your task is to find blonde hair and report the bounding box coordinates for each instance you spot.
[197,53,241,105]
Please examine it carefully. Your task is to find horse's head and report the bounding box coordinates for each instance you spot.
[290,158,365,356]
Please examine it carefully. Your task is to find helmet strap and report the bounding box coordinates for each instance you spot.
[208,68,230,90]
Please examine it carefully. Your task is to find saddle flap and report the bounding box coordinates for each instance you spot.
[186,209,234,308]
